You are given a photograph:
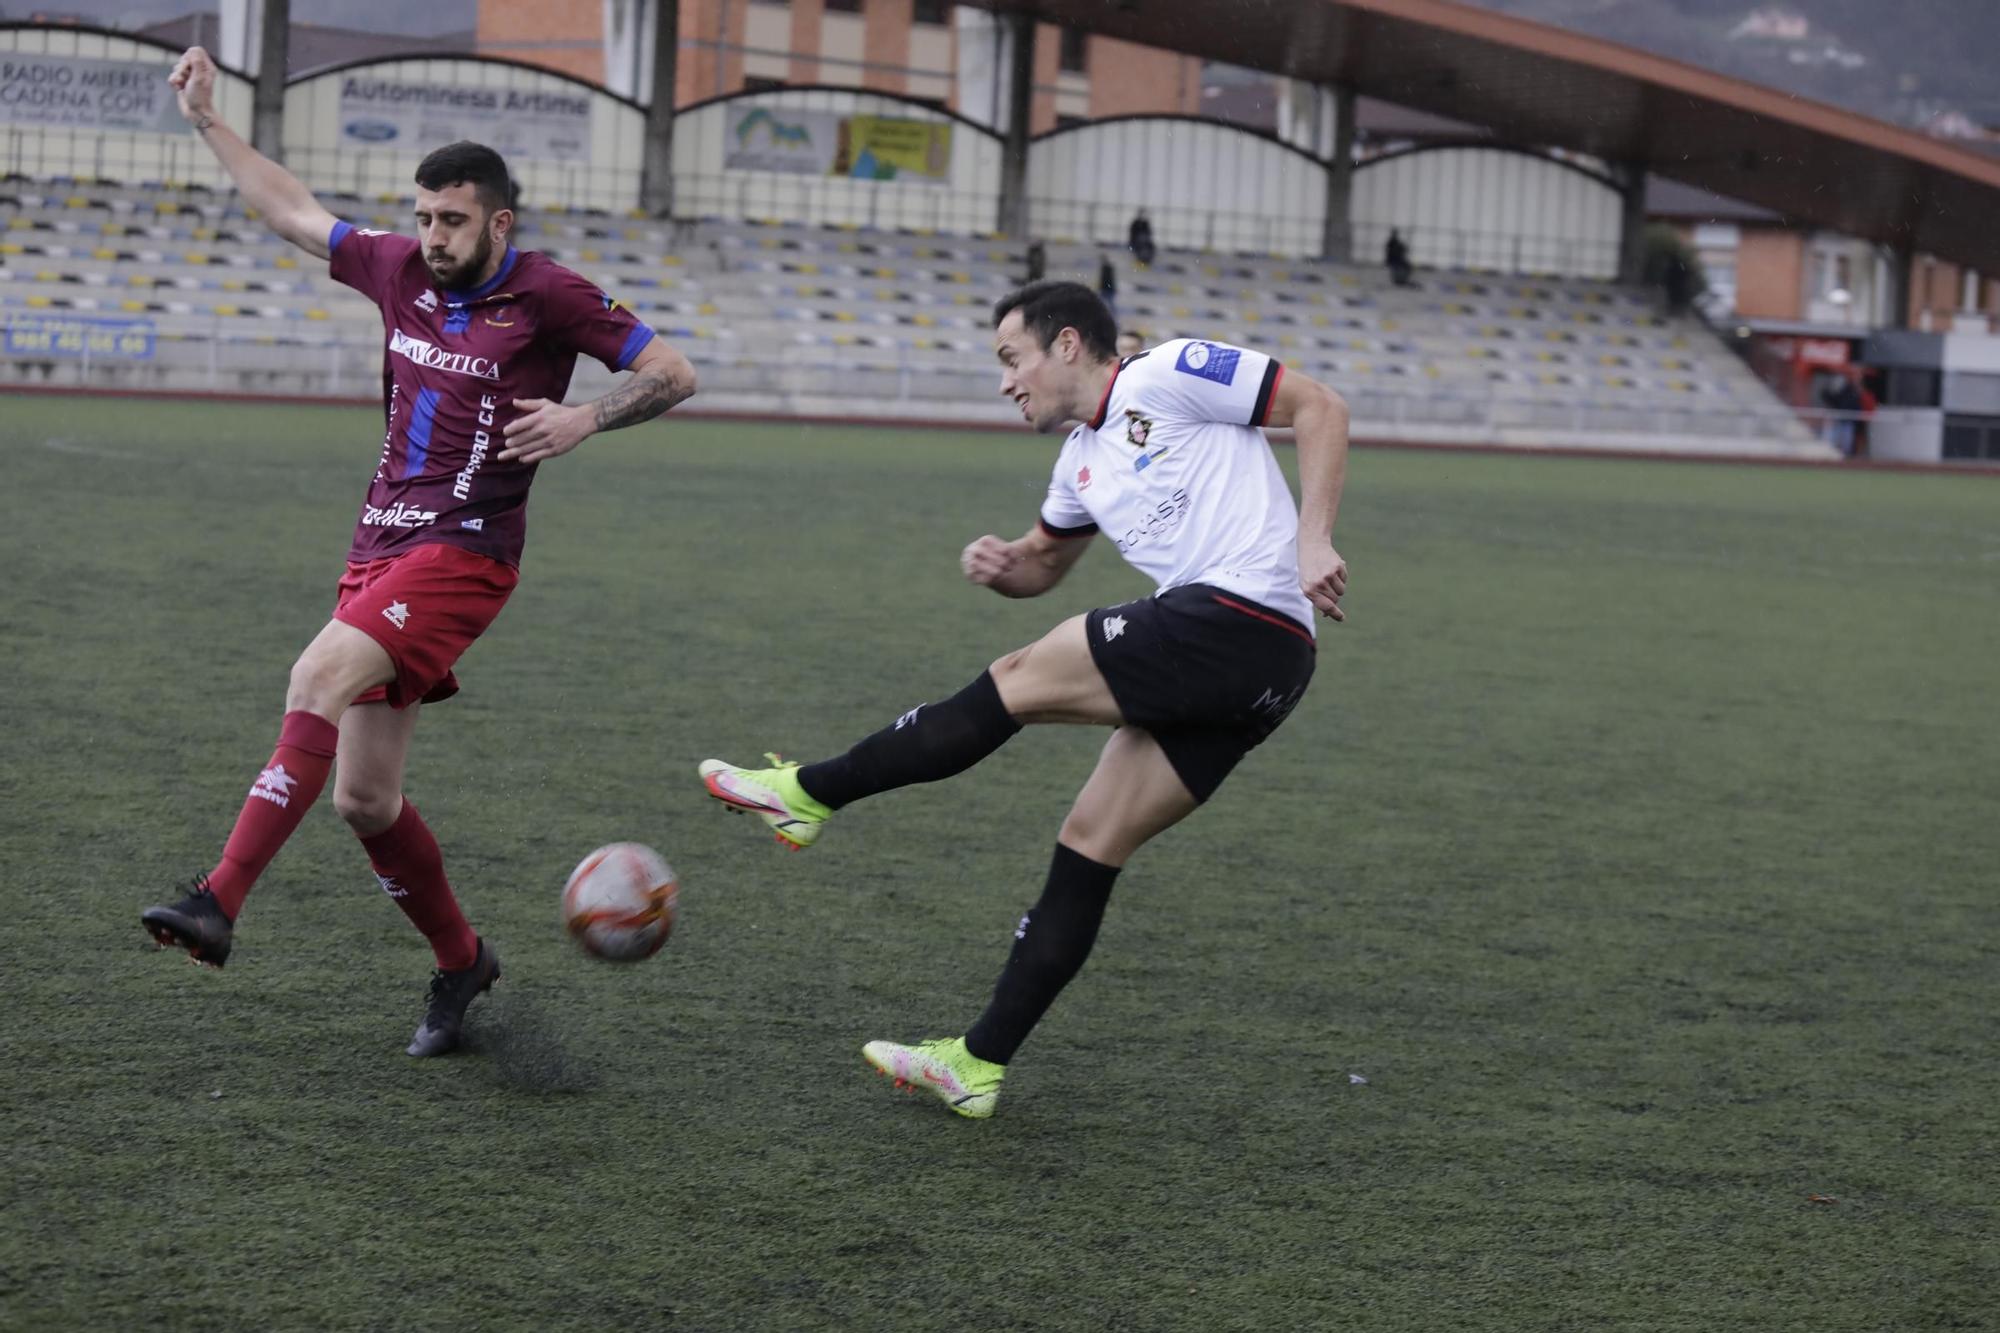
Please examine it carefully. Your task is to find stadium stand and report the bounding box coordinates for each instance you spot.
[0,177,1823,455]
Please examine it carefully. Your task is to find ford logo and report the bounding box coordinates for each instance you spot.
[345,120,399,142]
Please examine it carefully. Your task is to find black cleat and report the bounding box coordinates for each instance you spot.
[406,938,501,1057]
[141,876,234,969]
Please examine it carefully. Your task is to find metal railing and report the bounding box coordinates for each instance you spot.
[280,146,644,217]
[5,130,1631,286]
[1351,222,1622,281]
[3,126,223,189]
[1021,204,1629,277]
[1,320,1828,450]
[676,171,1002,237]
[1025,196,1322,259]
[0,320,379,396]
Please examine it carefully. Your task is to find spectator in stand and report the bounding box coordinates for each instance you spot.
[1663,251,1695,316]
[1127,210,1155,267]
[1116,329,1145,358]
[1098,256,1118,316]
[1025,238,1047,285]
[1385,228,1414,288]
[1821,371,1866,457]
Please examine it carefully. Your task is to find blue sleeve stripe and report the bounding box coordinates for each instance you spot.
[614,324,656,371]
[328,220,354,253]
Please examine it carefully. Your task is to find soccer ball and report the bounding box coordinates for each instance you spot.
[562,842,679,962]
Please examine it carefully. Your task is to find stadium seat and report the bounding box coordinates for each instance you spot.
[0,178,1818,448]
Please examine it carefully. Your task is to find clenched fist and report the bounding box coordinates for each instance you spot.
[167,46,218,128]
[961,534,1021,586]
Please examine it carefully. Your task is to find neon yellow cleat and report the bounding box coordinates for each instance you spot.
[862,1036,1006,1119]
[697,753,832,850]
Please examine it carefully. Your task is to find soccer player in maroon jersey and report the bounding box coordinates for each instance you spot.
[140,47,697,1057]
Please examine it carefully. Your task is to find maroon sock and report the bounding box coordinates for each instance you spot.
[359,799,478,971]
[205,711,340,920]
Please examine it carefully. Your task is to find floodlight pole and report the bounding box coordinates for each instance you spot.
[641,0,681,216]
[252,0,288,160]
[997,10,1035,237]
[1615,161,1648,284]
[1320,84,1356,263]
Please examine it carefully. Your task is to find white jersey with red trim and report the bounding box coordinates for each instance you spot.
[1037,337,1312,634]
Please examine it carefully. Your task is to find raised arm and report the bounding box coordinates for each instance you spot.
[1265,369,1351,621]
[169,47,338,259]
[961,523,1093,598]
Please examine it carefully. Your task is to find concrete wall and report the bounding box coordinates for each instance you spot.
[1868,408,1944,462]
[1352,147,1623,279]
[1027,118,1325,256]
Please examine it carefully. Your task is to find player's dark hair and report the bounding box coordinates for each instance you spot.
[993,280,1117,362]
[414,141,518,215]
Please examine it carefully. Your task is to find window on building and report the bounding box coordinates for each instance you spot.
[1811,250,1854,305]
[743,76,787,92]
[1059,27,1087,73]
[1701,252,1737,312]
[823,0,863,12]
[1056,113,1089,129]
[912,0,950,23]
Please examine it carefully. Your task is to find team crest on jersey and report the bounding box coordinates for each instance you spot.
[1124,410,1154,449]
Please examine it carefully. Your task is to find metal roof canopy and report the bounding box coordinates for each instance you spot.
[969,0,2000,273]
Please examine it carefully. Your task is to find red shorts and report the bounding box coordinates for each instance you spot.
[332,542,519,709]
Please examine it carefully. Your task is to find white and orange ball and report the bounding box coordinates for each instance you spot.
[562,842,679,962]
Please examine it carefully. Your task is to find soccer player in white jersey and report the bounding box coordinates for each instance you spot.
[701,279,1348,1117]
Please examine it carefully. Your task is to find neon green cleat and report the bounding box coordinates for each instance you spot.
[862,1036,1006,1119]
[697,753,832,851]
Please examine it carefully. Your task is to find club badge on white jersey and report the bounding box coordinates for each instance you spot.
[1038,339,1314,633]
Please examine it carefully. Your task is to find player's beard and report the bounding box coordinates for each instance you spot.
[431,228,495,291]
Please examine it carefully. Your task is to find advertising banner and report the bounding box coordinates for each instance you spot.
[0,53,187,134]
[837,115,950,183]
[724,105,840,175]
[4,313,156,359]
[724,106,952,183]
[337,76,592,161]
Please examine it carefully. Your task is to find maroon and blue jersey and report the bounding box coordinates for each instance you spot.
[328,221,656,567]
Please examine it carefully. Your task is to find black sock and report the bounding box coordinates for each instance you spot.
[797,671,1021,811]
[964,843,1121,1065]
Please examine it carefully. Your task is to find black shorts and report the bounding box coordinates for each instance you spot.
[1085,583,1317,803]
